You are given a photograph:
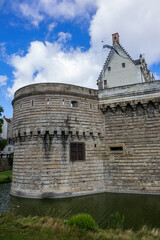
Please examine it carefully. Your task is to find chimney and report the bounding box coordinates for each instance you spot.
[112,33,119,45]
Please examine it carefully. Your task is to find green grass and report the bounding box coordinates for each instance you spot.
[0,212,160,240]
[0,170,12,183]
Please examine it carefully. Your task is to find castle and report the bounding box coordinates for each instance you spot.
[11,34,160,198]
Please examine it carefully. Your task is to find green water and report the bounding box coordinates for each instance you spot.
[1,183,160,230]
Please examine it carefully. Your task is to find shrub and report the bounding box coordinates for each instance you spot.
[5,176,11,182]
[66,213,97,232]
[107,211,125,229]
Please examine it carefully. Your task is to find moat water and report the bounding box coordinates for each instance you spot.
[1,183,160,230]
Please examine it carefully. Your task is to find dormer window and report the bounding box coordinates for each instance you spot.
[108,67,111,72]
[122,63,125,68]
[104,80,107,85]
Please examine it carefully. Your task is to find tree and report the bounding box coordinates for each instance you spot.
[0,139,8,151]
[0,105,3,134]
[0,106,7,152]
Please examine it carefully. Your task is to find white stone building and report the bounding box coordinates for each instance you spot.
[97,33,155,89]
[0,116,14,156]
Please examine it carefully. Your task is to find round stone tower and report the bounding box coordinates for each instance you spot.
[11,83,105,198]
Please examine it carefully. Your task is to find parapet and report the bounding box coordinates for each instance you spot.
[12,83,98,104]
[99,80,160,104]
[99,80,160,115]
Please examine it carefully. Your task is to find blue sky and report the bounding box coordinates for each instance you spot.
[0,0,160,118]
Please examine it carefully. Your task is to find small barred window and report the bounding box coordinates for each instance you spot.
[70,142,85,161]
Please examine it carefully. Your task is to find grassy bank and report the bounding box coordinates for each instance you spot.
[0,213,160,240]
[0,170,12,183]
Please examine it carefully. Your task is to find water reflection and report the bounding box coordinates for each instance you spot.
[0,183,11,215]
[1,183,160,230]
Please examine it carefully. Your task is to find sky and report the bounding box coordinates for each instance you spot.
[0,0,160,117]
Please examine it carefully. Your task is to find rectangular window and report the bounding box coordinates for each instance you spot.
[31,100,34,107]
[122,63,125,68]
[70,142,85,161]
[104,80,107,85]
[110,146,123,151]
[108,67,111,72]
[71,101,78,108]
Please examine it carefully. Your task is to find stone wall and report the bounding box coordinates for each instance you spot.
[11,81,160,198]
[99,81,160,194]
[0,158,11,172]
[11,83,105,198]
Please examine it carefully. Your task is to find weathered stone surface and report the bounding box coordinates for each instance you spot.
[0,158,11,172]
[11,83,105,198]
[11,81,160,198]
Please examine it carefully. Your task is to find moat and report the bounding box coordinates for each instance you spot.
[1,183,160,230]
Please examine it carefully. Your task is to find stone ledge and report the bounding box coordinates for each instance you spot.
[98,80,160,102]
[13,83,98,105]
[10,188,160,199]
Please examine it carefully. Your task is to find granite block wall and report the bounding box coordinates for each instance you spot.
[11,81,160,198]
[99,81,160,194]
[11,83,105,198]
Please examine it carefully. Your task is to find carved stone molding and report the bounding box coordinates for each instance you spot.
[100,98,160,117]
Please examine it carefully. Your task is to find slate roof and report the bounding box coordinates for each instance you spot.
[3,117,12,123]
[5,118,12,123]
[134,59,141,65]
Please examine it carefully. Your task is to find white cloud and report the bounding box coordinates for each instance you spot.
[7,0,160,97]
[19,2,44,27]
[0,42,7,60]
[0,75,8,86]
[15,0,96,27]
[153,73,160,80]
[48,22,56,32]
[38,0,96,20]
[58,32,72,42]
[90,0,160,65]
[0,0,5,8]
[7,41,100,97]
